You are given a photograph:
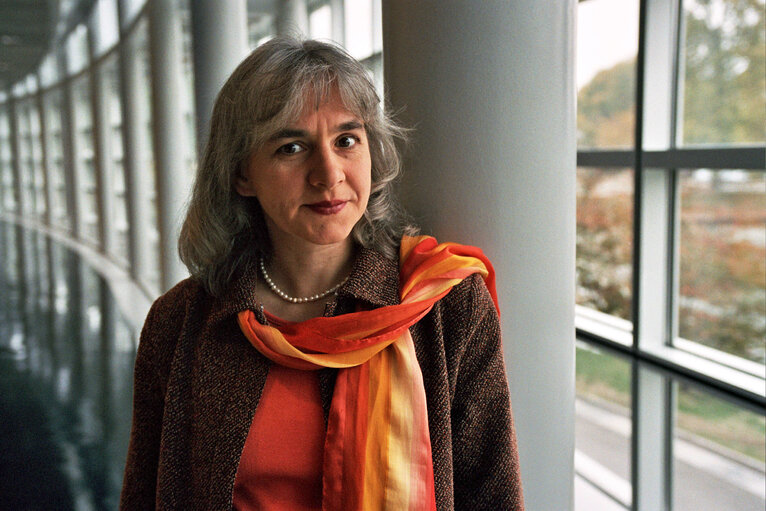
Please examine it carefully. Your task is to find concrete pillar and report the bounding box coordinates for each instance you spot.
[88,21,115,255]
[277,0,309,37]
[148,0,190,292]
[7,97,23,216]
[189,0,248,155]
[382,2,577,509]
[58,50,82,238]
[117,1,150,284]
[329,0,345,45]
[35,78,54,227]
[0,99,8,213]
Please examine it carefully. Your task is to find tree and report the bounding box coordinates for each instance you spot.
[682,0,766,144]
[577,59,635,148]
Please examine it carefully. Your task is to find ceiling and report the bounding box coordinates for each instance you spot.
[0,0,58,91]
[0,0,290,93]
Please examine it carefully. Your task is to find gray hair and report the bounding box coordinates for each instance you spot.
[178,37,415,297]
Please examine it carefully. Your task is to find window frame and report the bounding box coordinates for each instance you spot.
[576,0,766,509]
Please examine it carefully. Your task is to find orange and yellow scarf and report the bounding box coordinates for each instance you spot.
[237,235,498,510]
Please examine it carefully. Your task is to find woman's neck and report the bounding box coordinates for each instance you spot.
[265,236,356,305]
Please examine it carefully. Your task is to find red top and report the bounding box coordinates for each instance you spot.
[232,317,326,510]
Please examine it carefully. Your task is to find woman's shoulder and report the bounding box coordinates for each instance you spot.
[440,272,496,323]
[141,277,208,340]
[150,277,205,317]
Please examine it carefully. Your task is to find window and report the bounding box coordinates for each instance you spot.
[0,105,13,211]
[42,89,70,231]
[575,343,632,508]
[100,54,129,263]
[679,0,766,146]
[133,19,161,295]
[576,0,765,509]
[72,74,98,244]
[576,167,634,325]
[577,0,639,150]
[677,169,765,366]
[673,383,765,510]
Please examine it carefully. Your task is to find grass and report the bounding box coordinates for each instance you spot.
[576,345,766,464]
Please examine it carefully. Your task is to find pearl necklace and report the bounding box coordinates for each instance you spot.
[259,257,349,304]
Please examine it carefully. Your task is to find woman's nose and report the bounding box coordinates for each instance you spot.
[308,146,344,189]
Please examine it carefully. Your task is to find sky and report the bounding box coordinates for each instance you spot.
[577,0,640,90]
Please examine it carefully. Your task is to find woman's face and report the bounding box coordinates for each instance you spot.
[236,91,372,251]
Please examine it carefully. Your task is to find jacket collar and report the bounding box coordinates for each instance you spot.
[208,246,400,323]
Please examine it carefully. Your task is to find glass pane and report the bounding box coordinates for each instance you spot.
[66,24,90,75]
[72,75,99,244]
[575,344,632,509]
[39,54,59,88]
[134,20,161,295]
[119,0,145,29]
[17,100,36,217]
[0,105,13,211]
[92,0,120,55]
[674,383,765,510]
[344,0,374,60]
[20,100,46,220]
[681,0,766,145]
[309,4,333,41]
[247,11,274,49]
[179,0,197,177]
[101,54,129,264]
[577,167,634,323]
[576,0,639,149]
[678,169,766,366]
[43,89,69,230]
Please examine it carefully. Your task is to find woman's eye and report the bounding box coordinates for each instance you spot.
[337,135,358,148]
[277,142,303,155]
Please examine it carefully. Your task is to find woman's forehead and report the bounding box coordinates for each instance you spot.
[281,86,364,125]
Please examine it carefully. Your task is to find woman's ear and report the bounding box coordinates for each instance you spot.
[234,170,256,197]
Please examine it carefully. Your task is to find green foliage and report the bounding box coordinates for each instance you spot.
[682,0,766,144]
[577,59,635,148]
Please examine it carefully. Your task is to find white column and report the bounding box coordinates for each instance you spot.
[382,2,577,509]
[148,0,190,292]
[58,50,82,239]
[117,0,150,284]
[189,0,248,155]
[7,98,24,216]
[35,79,54,227]
[88,20,115,254]
[330,0,345,45]
[277,0,309,37]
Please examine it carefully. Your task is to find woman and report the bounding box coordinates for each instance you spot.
[120,37,523,510]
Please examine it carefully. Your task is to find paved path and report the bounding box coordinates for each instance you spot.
[575,398,765,511]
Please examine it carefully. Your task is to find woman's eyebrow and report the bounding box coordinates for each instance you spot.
[269,120,364,142]
[269,128,306,141]
[337,120,364,132]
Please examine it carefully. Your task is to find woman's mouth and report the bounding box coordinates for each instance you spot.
[306,200,347,215]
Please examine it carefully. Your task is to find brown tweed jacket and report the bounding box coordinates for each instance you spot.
[120,247,524,510]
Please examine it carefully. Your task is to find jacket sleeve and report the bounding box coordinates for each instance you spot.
[119,296,175,510]
[450,275,525,510]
